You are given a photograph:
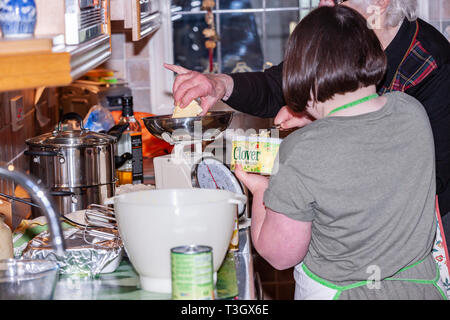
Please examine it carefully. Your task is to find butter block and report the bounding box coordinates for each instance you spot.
[172,100,203,118]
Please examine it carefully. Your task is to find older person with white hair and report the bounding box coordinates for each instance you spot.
[166,0,450,246]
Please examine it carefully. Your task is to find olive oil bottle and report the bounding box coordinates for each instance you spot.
[116,96,144,185]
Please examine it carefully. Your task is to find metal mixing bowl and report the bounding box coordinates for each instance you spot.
[142,111,234,143]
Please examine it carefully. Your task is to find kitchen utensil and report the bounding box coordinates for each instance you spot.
[191,156,246,217]
[0,214,13,260]
[25,112,117,215]
[142,111,233,143]
[84,204,116,229]
[105,188,246,293]
[142,111,238,188]
[0,259,59,300]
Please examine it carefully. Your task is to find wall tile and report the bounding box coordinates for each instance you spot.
[110,33,126,59]
[126,59,150,87]
[1,91,11,127]
[0,92,4,128]
[125,34,150,59]
[11,122,26,158]
[0,125,11,163]
[102,59,127,80]
[253,253,276,283]
[131,88,151,113]
[276,267,295,283]
[262,283,276,300]
[24,109,36,141]
[22,89,35,114]
[277,283,295,300]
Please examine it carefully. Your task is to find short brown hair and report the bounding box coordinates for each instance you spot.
[283,5,387,113]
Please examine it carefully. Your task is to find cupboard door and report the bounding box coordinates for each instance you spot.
[131,0,161,41]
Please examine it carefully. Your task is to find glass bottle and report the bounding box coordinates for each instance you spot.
[0,213,13,260]
[116,96,144,185]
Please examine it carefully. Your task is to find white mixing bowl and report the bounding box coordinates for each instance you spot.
[105,188,246,293]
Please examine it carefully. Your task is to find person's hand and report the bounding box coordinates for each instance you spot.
[164,63,234,116]
[274,106,314,130]
[234,164,269,194]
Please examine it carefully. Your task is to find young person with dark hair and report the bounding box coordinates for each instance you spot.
[165,0,450,248]
[234,5,445,300]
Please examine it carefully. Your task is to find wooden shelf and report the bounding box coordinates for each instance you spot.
[0,34,111,92]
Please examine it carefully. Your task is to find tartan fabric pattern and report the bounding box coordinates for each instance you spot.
[379,40,438,95]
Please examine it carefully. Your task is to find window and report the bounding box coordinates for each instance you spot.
[151,0,448,115]
[170,0,319,74]
[417,0,450,42]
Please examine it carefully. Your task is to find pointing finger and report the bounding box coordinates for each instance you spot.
[164,63,190,75]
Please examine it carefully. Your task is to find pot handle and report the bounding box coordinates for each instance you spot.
[49,190,75,197]
[228,194,247,206]
[104,196,118,205]
[24,150,58,157]
[57,112,85,132]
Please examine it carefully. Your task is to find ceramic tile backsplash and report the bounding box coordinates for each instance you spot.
[253,252,296,300]
[0,88,58,229]
[110,33,126,59]
[125,34,150,59]
[131,88,152,113]
[99,26,154,113]
[126,59,150,87]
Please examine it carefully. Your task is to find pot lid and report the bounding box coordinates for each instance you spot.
[26,112,116,147]
[26,129,116,147]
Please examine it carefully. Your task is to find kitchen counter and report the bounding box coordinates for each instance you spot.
[52,220,256,300]
[52,156,256,300]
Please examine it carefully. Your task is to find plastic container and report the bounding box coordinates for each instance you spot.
[105,188,246,293]
[230,135,282,175]
[0,214,13,260]
[0,259,59,300]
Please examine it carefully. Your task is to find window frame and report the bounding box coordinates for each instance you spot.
[170,1,320,73]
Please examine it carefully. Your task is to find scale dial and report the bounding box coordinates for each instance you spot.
[192,157,246,216]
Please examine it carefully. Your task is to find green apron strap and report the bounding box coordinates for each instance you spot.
[301,259,447,300]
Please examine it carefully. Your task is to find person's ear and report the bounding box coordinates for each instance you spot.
[372,0,389,12]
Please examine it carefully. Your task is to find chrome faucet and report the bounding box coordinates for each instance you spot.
[0,166,65,256]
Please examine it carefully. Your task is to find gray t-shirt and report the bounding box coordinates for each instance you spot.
[264,91,437,282]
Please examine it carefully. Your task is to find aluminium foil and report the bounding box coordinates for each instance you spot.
[21,227,123,276]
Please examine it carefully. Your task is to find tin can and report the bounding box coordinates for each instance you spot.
[171,245,214,300]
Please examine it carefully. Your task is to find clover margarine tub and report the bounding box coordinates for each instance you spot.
[230,135,282,175]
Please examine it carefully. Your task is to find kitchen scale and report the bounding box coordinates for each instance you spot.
[142,111,246,215]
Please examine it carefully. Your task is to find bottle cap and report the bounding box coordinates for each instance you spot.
[122,96,134,116]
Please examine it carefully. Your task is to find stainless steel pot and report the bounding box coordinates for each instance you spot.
[25,113,117,215]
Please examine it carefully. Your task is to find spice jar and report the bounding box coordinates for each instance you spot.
[0,213,13,260]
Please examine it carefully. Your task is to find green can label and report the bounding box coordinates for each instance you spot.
[171,245,214,300]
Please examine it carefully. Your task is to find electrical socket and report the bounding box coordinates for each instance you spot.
[10,95,24,132]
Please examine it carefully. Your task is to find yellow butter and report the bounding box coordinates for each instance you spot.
[230,136,282,175]
[172,100,203,118]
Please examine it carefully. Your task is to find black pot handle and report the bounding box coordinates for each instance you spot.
[49,190,75,197]
[107,123,130,141]
[24,150,58,157]
[57,112,85,132]
[115,152,133,168]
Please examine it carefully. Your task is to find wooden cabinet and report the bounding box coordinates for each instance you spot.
[0,0,112,92]
[111,0,161,41]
